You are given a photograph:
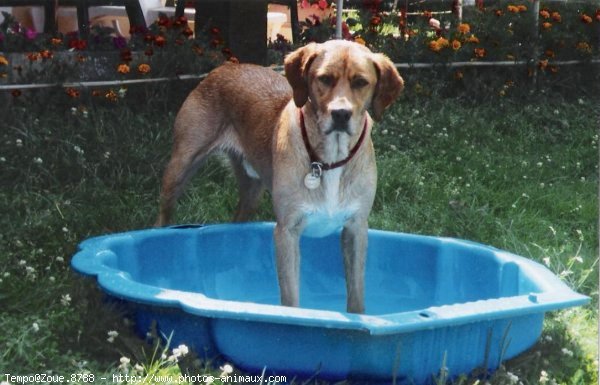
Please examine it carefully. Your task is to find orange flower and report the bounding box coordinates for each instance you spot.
[105,90,118,102]
[538,59,548,70]
[454,70,464,80]
[137,63,151,74]
[576,41,592,54]
[457,23,470,34]
[0,55,8,66]
[545,49,555,58]
[428,40,441,52]
[65,88,80,98]
[507,5,519,13]
[117,64,130,74]
[50,37,62,46]
[40,50,53,59]
[517,5,527,12]
[12,90,22,98]
[428,37,449,52]
[474,47,486,58]
[580,14,593,24]
[551,12,561,22]
[541,22,552,30]
[539,10,550,19]
[467,35,480,44]
[451,39,462,50]
[27,52,40,62]
[495,9,504,17]
[354,36,366,45]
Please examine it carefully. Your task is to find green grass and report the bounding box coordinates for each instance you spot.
[0,81,597,384]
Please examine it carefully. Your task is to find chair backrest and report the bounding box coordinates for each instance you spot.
[139,0,164,25]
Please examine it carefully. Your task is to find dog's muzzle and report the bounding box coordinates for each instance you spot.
[328,109,352,134]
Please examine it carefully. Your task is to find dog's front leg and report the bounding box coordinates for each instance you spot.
[274,221,304,307]
[342,217,368,314]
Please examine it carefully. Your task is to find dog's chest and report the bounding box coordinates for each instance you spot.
[301,168,360,238]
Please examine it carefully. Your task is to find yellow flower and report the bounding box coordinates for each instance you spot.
[0,55,8,66]
[137,63,151,74]
[451,39,462,51]
[457,23,470,34]
[117,64,130,74]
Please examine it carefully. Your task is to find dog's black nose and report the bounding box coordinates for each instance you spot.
[331,109,352,124]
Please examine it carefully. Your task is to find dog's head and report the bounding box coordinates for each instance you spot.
[285,40,404,136]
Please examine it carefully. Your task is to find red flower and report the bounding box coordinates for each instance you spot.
[11,89,22,98]
[65,88,80,98]
[120,49,133,62]
[154,35,167,47]
[68,38,87,50]
[40,50,53,59]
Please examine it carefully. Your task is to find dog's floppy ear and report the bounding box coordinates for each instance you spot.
[284,43,319,108]
[371,53,404,121]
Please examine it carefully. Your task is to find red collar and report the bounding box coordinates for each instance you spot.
[299,108,368,171]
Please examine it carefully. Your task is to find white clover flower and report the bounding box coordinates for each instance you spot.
[506,371,519,384]
[107,330,119,343]
[56,256,64,263]
[19,259,27,266]
[32,322,40,332]
[60,294,72,306]
[175,344,189,356]
[16,138,23,147]
[561,347,574,357]
[49,276,55,282]
[539,370,549,383]
[73,145,84,155]
[205,377,214,384]
[62,227,69,233]
[220,363,234,375]
[33,157,43,164]
[544,334,553,342]
[120,356,131,365]
[0,157,5,162]
[104,151,111,159]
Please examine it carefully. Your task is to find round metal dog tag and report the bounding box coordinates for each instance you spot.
[304,173,321,189]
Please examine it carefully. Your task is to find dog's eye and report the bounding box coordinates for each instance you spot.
[351,77,369,89]
[317,75,335,87]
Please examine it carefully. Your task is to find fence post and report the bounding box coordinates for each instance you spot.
[531,0,540,84]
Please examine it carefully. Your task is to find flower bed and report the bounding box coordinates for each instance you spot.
[1,1,599,98]
[0,12,231,88]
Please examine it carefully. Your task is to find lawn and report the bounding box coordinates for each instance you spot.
[0,72,597,384]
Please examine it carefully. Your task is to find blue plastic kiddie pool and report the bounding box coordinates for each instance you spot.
[71,222,588,384]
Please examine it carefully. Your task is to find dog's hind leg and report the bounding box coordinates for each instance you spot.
[229,153,265,222]
[156,143,213,227]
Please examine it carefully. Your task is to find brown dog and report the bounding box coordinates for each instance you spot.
[156,40,403,313]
